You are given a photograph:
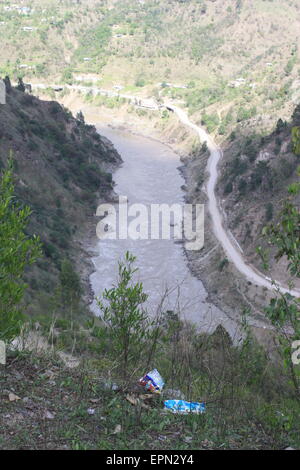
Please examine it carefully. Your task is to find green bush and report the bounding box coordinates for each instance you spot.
[292,126,300,155]
[59,258,82,311]
[265,202,273,221]
[135,77,146,87]
[0,158,42,341]
[201,112,220,133]
[224,181,233,194]
[238,178,247,195]
[218,258,229,271]
[97,252,155,377]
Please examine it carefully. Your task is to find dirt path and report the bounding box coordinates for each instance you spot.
[168,104,300,298]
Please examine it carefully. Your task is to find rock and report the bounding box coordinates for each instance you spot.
[164,388,185,400]
[43,410,55,420]
[113,424,122,434]
[8,392,21,402]
[13,371,23,381]
[99,379,119,391]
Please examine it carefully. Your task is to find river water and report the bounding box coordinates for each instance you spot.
[90,126,241,341]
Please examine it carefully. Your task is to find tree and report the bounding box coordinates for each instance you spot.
[292,126,300,155]
[97,252,152,377]
[135,77,146,87]
[263,171,300,277]
[76,110,85,124]
[61,68,73,85]
[292,104,300,126]
[275,118,286,135]
[59,258,82,311]
[236,0,243,11]
[0,157,42,341]
[201,141,208,152]
[224,181,233,194]
[260,168,300,399]
[238,178,247,195]
[265,202,273,221]
[16,77,25,92]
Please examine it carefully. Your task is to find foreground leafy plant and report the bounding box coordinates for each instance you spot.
[97,251,153,378]
[0,156,42,341]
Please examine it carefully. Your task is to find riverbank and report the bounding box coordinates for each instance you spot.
[75,182,121,308]
[38,90,275,346]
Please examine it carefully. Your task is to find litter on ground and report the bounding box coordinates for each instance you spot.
[139,369,164,394]
[164,399,206,414]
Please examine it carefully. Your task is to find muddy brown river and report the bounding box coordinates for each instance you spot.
[90,126,242,342]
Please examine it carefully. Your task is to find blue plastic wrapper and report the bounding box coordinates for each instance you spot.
[164,399,206,414]
[139,369,165,394]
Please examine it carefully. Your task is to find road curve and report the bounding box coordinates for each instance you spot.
[168,105,300,298]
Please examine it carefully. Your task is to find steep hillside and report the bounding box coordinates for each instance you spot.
[0,77,121,322]
[0,0,299,312]
[1,0,300,128]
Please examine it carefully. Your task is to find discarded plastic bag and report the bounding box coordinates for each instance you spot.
[139,369,164,394]
[164,399,206,414]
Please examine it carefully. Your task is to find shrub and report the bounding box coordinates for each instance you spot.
[135,77,146,87]
[201,112,220,133]
[218,258,229,271]
[97,252,154,377]
[265,202,273,221]
[292,126,300,155]
[0,158,42,341]
[59,258,82,311]
[238,178,247,195]
[224,181,233,194]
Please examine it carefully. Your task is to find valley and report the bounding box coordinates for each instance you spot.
[0,0,300,452]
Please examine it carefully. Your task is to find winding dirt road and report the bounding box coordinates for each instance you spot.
[169,104,300,298]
